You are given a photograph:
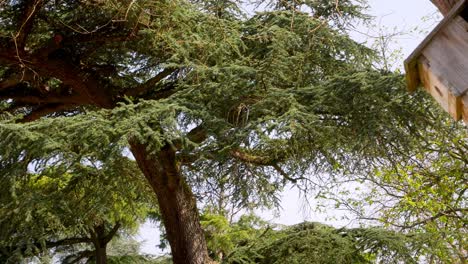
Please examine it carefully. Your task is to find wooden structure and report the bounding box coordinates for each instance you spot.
[405,0,468,122]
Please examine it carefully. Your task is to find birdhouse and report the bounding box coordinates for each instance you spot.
[405,0,468,122]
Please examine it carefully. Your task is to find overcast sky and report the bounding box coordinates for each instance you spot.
[137,0,440,255]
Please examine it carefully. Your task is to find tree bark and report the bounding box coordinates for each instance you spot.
[130,141,212,264]
[430,0,458,15]
[94,245,107,264]
[91,224,109,264]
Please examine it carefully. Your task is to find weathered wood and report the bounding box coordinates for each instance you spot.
[405,0,468,122]
[462,94,468,122]
[404,0,467,91]
[417,57,463,120]
[422,17,468,96]
[405,60,420,92]
[431,0,460,16]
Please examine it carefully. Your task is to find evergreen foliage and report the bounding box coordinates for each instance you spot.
[0,154,156,263]
[0,0,466,262]
[199,213,444,264]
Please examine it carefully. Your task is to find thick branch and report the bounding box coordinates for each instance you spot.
[0,90,85,105]
[430,0,458,16]
[0,49,114,108]
[102,222,121,245]
[19,103,76,122]
[46,237,92,248]
[124,68,175,97]
[0,71,34,91]
[14,0,45,51]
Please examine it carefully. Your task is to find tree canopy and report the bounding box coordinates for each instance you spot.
[0,154,156,263]
[0,0,466,263]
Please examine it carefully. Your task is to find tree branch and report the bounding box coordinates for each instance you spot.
[14,0,45,52]
[230,149,300,182]
[19,103,77,122]
[124,68,175,97]
[102,222,121,245]
[0,92,85,105]
[271,163,298,183]
[399,208,467,229]
[0,70,34,91]
[230,149,278,165]
[46,236,92,248]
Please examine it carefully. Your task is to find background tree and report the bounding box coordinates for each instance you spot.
[0,155,155,263]
[198,213,449,264]
[326,117,467,263]
[0,0,461,263]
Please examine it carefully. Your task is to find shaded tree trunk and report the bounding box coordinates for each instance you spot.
[90,223,120,264]
[94,245,107,264]
[430,0,458,15]
[91,224,108,264]
[130,141,212,264]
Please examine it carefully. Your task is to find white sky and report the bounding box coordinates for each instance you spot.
[137,0,440,255]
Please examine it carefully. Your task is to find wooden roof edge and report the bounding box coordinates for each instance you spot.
[404,0,468,92]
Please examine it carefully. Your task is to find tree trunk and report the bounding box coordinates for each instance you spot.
[430,0,458,15]
[91,224,109,264]
[130,141,212,264]
[94,245,107,264]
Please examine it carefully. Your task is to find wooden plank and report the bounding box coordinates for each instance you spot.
[422,16,468,96]
[404,0,468,67]
[405,60,420,92]
[418,58,462,120]
[462,94,468,123]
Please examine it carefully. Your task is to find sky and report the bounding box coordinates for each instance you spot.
[136,0,440,255]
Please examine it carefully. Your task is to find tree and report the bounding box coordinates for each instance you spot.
[199,213,448,264]
[327,118,467,263]
[0,156,155,264]
[0,0,453,263]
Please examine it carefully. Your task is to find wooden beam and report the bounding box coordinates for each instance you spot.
[462,93,468,123]
[418,57,462,120]
[431,0,459,16]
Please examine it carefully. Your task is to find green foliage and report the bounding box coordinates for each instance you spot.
[1,0,466,262]
[225,221,441,264]
[0,153,156,262]
[199,213,445,264]
[107,236,171,264]
[201,213,269,261]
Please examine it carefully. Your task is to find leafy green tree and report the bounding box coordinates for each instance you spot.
[0,156,155,263]
[0,0,457,263]
[329,119,467,263]
[201,213,269,262]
